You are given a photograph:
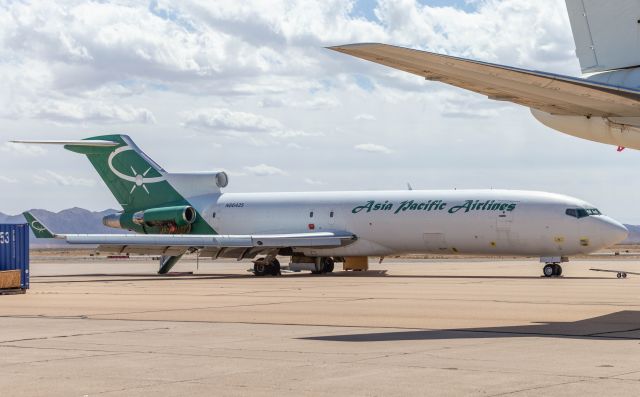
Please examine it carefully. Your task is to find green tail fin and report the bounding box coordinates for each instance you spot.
[64,135,185,211]
[23,211,56,239]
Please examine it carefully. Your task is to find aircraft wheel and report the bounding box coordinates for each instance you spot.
[543,264,555,277]
[623,272,628,278]
[323,257,335,273]
[554,264,563,276]
[617,272,623,279]
[254,261,268,276]
[269,259,281,276]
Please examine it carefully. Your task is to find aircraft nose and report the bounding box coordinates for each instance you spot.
[597,217,628,247]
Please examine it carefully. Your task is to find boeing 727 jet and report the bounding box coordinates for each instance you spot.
[330,0,640,151]
[16,135,627,277]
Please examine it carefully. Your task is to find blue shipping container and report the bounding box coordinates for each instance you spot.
[0,224,29,289]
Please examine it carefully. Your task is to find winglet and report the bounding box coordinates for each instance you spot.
[22,211,57,239]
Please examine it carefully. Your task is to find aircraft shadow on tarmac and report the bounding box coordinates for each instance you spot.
[302,311,640,342]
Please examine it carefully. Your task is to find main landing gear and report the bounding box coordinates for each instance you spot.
[311,257,335,275]
[540,257,568,278]
[253,257,281,276]
[543,263,562,277]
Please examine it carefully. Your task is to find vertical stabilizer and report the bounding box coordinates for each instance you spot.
[566,0,640,73]
[62,135,186,211]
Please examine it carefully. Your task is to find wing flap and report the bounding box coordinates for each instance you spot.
[65,231,355,257]
[97,245,188,256]
[329,43,640,117]
[64,231,352,248]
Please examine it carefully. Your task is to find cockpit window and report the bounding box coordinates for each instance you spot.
[565,208,601,218]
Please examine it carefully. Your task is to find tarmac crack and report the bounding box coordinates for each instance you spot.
[0,327,169,344]
[0,348,128,366]
[84,296,373,318]
[485,378,591,396]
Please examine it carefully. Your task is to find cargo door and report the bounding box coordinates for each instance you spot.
[423,233,448,252]
[496,209,518,247]
[496,211,513,230]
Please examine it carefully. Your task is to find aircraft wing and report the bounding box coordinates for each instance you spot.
[329,43,640,117]
[23,211,356,259]
[69,232,355,259]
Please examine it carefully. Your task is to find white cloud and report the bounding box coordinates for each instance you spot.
[0,176,18,184]
[354,143,393,154]
[354,113,376,121]
[270,130,320,138]
[181,107,319,138]
[12,100,156,124]
[182,108,282,133]
[244,164,287,176]
[260,96,340,110]
[33,171,96,187]
[304,177,326,185]
[0,142,46,157]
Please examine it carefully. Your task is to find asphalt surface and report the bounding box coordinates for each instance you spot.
[1,257,640,396]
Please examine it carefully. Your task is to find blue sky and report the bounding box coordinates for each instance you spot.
[353,0,478,20]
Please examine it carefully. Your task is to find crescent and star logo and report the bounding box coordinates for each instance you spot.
[107,146,166,195]
[30,220,47,233]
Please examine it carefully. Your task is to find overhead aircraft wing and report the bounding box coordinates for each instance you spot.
[328,43,640,117]
[23,211,355,260]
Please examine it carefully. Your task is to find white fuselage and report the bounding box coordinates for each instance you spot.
[187,189,627,258]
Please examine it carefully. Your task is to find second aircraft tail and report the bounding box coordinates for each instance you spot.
[566,0,640,74]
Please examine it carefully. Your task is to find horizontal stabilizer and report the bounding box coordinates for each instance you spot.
[22,211,57,239]
[329,43,640,117]
[10,140,119,147]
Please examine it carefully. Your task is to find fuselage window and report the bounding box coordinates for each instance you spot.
[330,211,334,218]
[565,208,577,218]
[309,211,314,218]
[212,212,216,219]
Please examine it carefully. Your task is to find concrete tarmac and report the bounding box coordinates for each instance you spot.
[2,257,640,396]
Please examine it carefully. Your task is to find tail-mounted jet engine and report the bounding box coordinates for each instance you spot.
[103,205,197,234]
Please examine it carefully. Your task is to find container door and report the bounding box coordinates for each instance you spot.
[0,224,29,289]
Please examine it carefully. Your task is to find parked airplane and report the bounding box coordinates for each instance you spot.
[329,0,640,151]
[16,135,627,277]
